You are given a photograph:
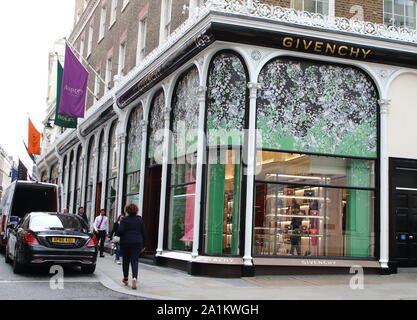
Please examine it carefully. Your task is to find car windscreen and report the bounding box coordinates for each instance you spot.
[29,215,88,233]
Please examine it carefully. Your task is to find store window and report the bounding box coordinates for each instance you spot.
[67,151,74,211]
[85,136,95,221]
[292,0,329,15]
[167,67,199,252]
[147,91,165,166]
[50,164,59,185]
[124,106,142,207]
[254,58,378,258]
[41,171,48,183]
[203,52,248,255]
[73,145,83,210]
[384,0,416,29]
[106,122,118,229]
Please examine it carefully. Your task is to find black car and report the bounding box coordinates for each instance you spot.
[4,212,98,274]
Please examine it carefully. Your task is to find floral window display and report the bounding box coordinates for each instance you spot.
[124,106,143,206]
[148,91,165,166]
[204,52,248,255]
[168,67,199,252]
[257,58,378,158]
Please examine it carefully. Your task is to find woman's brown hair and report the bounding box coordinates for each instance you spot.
[124,203,138,216]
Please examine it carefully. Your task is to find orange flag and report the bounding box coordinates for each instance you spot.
[28,119,41,155]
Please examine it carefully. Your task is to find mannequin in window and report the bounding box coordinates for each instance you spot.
[289,201,303,256]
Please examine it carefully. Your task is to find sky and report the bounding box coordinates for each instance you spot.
[0,1,75,174]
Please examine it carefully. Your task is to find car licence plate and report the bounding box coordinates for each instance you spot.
[51,237,76,244]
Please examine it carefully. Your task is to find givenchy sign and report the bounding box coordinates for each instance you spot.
[282,37,372,60]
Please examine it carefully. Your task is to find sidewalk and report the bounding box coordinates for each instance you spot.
[95,255,417,300]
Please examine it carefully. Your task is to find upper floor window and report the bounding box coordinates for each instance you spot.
[87,24,93,56]
[292,0,329,15]
[118,41,126,76]
[110,0,118,26]
[79,36,85,58]
[384,0,416,29]
[189,0,205,16]
[94,69,101,100]
[99,6,107,41]
[83,0,88,10]
[136,16,147,65]
[159,0,172,44]
[105,57,112,93]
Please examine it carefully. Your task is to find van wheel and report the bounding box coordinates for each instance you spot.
[12,254,24,274]
[81,264,96,274]
[4,245,11,264]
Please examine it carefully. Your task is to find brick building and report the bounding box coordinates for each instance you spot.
[36,0,417,276]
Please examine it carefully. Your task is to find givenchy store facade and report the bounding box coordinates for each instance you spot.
[54,7,417,276]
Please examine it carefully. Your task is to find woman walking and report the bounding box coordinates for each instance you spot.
[116,203,145,289]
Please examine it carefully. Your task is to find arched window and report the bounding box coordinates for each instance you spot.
[124,106,143,206]
[73,145,83,211]
[85,136,95,220]
[40,171,48,183]
[142,90,165,254]
[254,58,378,258]
[106,122,118,228]
[204,52,248,256]
[67,151,74,211]
[97,131,105,185]
[147,91,165,166]
[167,67,199,252]
[50,164,59,185]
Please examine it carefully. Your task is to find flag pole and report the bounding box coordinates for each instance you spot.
[63,37,108,90]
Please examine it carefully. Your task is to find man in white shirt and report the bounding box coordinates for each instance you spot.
[93,209,109,257]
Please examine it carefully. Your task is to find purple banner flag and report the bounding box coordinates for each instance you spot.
[58,44,89,118]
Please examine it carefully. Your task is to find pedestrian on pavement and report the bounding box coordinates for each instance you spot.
[63,208,69,213]
[116,203,145,290]
[77,206,89,224]
[93,209,109,258]
[109,214,124,265]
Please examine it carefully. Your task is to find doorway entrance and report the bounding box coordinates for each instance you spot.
[142,165,162,255]
[390,158,417,267]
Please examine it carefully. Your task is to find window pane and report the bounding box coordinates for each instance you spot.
[204,149,241,255]
[293,0,303,10]
[304,0,316,13]
[148,92,165,165]
[394,0,404,15]
[168,184,195,251]
[256,151,375,188]
[257,59,378,158]
[384,0,393,14]
[171,67,199,157]
[254,183,375,258]
[126,171,140,195]
[170,155,197,186]
[126,107,143,174]
[207,53,247,147]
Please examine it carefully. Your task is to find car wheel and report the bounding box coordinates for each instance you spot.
[81,264,96,274]
[12,253,24,274]
[4,245,11,264]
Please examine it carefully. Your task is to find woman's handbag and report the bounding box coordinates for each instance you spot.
[111,236,120,244]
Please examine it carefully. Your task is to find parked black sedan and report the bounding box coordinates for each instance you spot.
[4,212,98,274]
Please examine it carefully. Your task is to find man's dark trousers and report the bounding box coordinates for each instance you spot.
[97,230,106,256]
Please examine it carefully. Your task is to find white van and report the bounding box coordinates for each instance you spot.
[0,180,59,249]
